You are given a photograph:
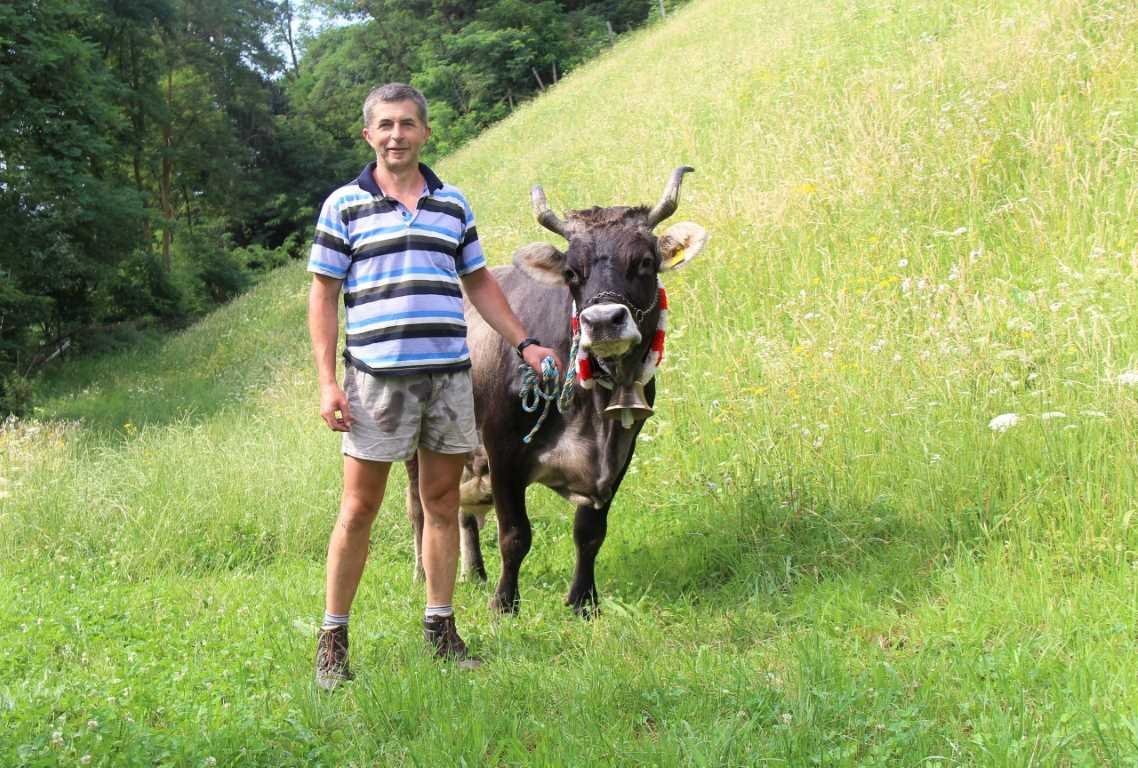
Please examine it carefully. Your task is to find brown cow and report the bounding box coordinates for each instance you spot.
[407,167,708,615]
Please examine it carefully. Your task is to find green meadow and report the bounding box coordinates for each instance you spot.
[4,0,1138,763]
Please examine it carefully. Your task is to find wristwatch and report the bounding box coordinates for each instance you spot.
[516,337,540,358]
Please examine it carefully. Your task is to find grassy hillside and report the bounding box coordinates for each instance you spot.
[4,0,1138,764]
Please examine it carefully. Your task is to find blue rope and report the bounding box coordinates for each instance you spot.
[518,335,580,444]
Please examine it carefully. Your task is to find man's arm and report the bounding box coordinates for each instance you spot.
[461,267,562,376]
[308,274,352,431]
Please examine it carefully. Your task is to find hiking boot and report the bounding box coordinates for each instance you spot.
[423,614,482,670]
[315,625,353,689]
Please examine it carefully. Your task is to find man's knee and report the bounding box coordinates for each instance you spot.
[338,492,380,533]
[420,483,459,525]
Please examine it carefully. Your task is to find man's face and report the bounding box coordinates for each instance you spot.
[362,100,430,173]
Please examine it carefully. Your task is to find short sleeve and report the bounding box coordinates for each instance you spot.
[455,197,487,276]
[308,194,351,279]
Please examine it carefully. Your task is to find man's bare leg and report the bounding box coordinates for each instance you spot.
[418,448,480,667]
[325,455,392,615]
[417,448,465,607]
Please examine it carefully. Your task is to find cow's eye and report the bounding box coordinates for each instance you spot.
[563,268,580,286]
[639,255,656,272]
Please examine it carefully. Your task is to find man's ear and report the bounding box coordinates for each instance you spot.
[513,243,567,285]
[657,222,708,271]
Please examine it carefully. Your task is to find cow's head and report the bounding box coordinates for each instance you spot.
[515,167,708,382]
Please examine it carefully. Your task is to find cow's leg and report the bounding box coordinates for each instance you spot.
[566,503,608,617]
[459,510,487,582]
[489,474,529,615]
[566,406,649,618]
[405,456,426,583]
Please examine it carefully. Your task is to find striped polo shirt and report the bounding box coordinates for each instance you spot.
[308,162,487,376]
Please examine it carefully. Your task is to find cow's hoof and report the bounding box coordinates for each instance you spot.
[566,587,599,619]
[488,591,520,615]
[461,564,488,583]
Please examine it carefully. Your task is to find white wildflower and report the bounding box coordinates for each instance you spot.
[898,258,909,268]
[51,731,63,748]
[1081,410,1107,418]
[1040,411,1066,420]
[948,264,960,281]
[87,719,98,730]
[953,226,968,236]
[870,338,887,353]
[781,712,793,725]
[1118,371,1138,387]
[80,757,92,766]
[988,413,1020,432]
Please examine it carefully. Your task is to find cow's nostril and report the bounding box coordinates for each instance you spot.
[581,303,629,331]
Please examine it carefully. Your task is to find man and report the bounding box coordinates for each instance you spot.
[307,83,558,687]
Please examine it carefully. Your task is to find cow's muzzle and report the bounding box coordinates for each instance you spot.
[578,302,641,358]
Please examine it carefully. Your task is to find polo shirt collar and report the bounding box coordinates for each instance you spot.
[356,161,445,198]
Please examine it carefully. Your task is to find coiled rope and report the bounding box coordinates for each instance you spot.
[517,334,581,444]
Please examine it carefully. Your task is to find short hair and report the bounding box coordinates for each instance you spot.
[362,83,429,127]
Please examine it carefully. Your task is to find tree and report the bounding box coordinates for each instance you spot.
[0,0,148,387]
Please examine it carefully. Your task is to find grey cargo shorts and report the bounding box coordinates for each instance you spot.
[341,365,478,462]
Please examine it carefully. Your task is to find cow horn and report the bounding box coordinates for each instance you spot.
[532,185,572,241]
[645,166,695,229]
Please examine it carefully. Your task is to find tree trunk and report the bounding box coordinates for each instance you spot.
[282,0,301,77]
[128,35,151,245]
[160,64,174,272]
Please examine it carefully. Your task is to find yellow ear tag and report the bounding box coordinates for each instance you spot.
[664,247,686,270]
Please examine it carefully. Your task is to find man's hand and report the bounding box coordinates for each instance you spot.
[522,345,563,380]
[320,382,353,432]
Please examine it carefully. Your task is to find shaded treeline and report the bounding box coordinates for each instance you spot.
[0,0,679,413]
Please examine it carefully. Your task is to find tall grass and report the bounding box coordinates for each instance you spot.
[3,0,1138,764]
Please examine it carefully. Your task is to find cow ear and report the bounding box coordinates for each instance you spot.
[657,222,708,272]
[514,242,567,286]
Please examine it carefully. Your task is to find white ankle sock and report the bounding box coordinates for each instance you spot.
[322,611,349,629]
[425,604,454,619]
